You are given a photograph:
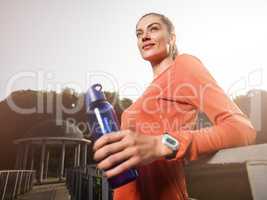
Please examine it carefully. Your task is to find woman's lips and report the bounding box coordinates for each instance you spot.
[143,43,155,50]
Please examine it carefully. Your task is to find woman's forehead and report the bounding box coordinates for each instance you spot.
[136,15,163,30]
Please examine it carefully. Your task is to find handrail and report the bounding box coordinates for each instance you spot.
[0,170,35,200]
[65,144,267,200]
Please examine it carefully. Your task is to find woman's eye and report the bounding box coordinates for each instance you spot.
[150,26,159,32]
[136,32,142,38]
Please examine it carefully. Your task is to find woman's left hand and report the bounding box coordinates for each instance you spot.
[93,129,172,178]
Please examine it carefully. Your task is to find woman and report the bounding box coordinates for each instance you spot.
[93,13,256,200]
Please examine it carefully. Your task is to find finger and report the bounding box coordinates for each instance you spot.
[93,131,124,151]
[97,147,133,170]
[94,139,128,162]
[104,156,140,178]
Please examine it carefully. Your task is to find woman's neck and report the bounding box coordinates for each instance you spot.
[151,56,175,79]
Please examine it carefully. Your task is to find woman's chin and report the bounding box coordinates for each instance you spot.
[142,52,165,63]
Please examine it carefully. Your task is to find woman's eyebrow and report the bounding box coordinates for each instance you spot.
[136,22,161,33]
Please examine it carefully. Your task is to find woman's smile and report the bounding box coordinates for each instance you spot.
[142,42,156,50]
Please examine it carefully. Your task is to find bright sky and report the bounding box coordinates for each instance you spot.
[0,0,266,101]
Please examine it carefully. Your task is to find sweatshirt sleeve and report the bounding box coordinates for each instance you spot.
[169,54,256,161]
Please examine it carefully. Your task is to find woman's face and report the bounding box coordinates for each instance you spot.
[136,15,174,63]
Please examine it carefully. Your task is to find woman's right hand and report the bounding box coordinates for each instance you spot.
[93,129,172,178]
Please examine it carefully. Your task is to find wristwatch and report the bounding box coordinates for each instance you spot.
[162,133,180,159]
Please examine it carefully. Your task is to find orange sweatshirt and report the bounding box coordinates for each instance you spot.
[114,54,256,200]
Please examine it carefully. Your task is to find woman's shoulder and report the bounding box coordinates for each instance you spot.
[175,53,217,85]
[174,53,203,67]
[169,53,218,87]
[173,53,209,76]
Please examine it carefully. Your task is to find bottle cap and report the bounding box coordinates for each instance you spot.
[85,83,106,106]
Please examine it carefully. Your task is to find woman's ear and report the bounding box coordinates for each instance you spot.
[170,32,176,46]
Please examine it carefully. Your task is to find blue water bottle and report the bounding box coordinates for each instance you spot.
[85,83,138,189]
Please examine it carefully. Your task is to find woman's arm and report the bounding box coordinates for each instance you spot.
[168,54,256,161]
[93,54,256,178]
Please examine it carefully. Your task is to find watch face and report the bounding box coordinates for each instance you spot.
[166,137,176,145]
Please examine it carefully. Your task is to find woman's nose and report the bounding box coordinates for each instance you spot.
[142,31,151,42]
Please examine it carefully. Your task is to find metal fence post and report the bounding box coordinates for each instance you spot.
[23,172,28,193]
[88,167,93,200]
[0,172,3,200]
[17,171,23,195]
[101,177,109,200]
[27,172,31,191]
[2,171,10,200]
[25,172,30,192]
[12,171,19,199]
[78,168,82,200]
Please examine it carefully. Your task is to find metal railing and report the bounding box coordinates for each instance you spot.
[0,170,35,200]
[66,165,112,200]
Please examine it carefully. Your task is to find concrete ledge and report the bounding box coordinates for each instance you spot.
[185,144,267,200]
[190,143,267,165]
